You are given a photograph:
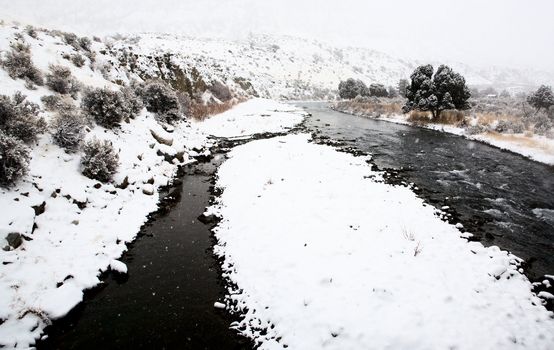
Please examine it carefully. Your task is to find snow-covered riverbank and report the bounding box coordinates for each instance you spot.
[333,106,554,166]
[209,133,554,349]
[0,98,306,349]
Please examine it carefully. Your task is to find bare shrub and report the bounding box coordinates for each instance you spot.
[81,138,119,182]
[0,130,31,188]
[25,25,38,39]
[495,119,525,134]
[62,32,81,50]
[2,42,44,86]
[45,65,80,98]
[70,54,86,68]
[78,37,92,52]
[41,94,75,112]
[0,92,46,144]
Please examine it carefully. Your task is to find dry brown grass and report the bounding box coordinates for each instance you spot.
[189,99,240,121]
[484,132,554,152]
[475,112,519,126]
[436,110,466,125]
[407,110,431,125]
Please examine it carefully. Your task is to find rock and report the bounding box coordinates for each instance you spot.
[198,213,218,224]
[5,233,23,250]
[214,301,226,309]
[150,129,173,146]
[110,260,128,274]
[142,184,155,195]
[32,201,46,216]
[117,176,130,189]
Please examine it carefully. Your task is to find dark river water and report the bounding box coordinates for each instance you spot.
[299,102,554,280]
[38,156,251,350]
[38,102,554,349]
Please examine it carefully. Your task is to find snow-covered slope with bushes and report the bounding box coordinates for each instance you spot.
[105,33,554,100]
[0,20,305,348]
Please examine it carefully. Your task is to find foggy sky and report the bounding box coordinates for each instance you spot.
[1,0,553,71]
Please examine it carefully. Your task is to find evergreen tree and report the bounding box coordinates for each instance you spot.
[527,85,554,113]
[369,83,388,97]
[397,79,409,97]
[403,64,470,119]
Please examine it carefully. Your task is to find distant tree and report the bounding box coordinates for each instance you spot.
[397,79,409,97]
[369,83,388,97]
[388,86,398,98]
[403,64,471,119]
[338,79,369,99]
[527,85,554,113]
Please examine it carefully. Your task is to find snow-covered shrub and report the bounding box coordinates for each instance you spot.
[0,92,46,144]
[494,119,525,134]
[81,87,139,128]
[45,65,81,98]
[121,85,144,116]
[25,25,38,39]
[81,138,119,182]
[530,112,553,135]
[1,42,44,87]
[51,111,88,152]
[0,130,31,188]
[70,54,86,68]
[62,32,79,49]
[466,124,489,135]
[78,37,92,52]
[41,94,74,112]
[141,80,182,123]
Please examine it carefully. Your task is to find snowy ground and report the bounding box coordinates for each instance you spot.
[0,97,304,348]
[335,107,554,166]
[209,133,554,349]
[194,98,306,138]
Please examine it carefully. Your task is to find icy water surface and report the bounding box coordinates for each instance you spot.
[300,102,554,280]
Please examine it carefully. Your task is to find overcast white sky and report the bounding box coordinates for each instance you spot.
[1,0,553,70]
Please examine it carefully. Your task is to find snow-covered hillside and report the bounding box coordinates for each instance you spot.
[109,32,554,99]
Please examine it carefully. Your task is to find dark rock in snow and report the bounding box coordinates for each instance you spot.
[5,232,23,250]
[32,201,46,216]
[197,213,218,225]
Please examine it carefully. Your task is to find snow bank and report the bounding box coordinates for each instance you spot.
[210,133,554,349]
[194,98,306,138]
[0,113,209,348]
